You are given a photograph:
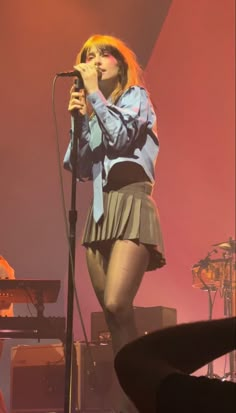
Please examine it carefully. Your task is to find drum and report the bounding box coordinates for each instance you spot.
[192,259,226,290]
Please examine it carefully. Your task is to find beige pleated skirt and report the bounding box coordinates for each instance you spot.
[81,181,166,271]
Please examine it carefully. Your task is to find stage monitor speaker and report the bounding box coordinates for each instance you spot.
[10,341,116,413]
[91,305,177,342]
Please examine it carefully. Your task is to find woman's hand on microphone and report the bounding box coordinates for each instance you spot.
[73,63,99,95]
[68,86,87,116]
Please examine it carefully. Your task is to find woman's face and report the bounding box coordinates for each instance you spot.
[85,45,120,83]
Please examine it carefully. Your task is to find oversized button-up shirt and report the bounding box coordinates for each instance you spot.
[64,85,160,187]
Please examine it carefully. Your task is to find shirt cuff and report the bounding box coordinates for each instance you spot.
[87,90,108,114]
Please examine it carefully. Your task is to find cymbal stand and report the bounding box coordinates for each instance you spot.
[195,265,220,379]
[221,254,236,382]
[205,287,221,379]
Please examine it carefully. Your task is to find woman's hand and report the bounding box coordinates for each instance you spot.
[68,86,87,116]
[73,63,99,95]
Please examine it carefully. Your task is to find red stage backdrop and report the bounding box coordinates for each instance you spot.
[0,0,235,405]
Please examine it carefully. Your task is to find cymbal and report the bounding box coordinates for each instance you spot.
[213,239,236,253]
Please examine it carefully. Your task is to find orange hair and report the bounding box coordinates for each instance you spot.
[76,34,146,103]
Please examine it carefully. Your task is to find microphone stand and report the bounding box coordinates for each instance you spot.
[64,77,83,413]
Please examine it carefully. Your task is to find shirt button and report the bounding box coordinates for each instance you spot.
[91,98,96,104]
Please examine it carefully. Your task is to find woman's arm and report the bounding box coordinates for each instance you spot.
[87,86,158,155]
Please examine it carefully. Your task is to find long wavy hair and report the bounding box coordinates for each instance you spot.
[75,34,146,103]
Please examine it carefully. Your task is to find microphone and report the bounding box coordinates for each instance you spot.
[56,68,102,79]
[57,68,102,91]
[57,70,84,90]
[56,70,82,77]
[195,249,217,268]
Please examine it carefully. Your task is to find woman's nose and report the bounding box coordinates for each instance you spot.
[94,55,102,66]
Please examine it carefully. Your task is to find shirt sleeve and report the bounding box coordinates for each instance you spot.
[87,86,156,155]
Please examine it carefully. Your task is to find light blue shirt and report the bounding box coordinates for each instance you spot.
[63,86,160,186]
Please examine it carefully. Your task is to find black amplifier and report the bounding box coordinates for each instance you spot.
[91,306,177,342]
[11,341,117,412]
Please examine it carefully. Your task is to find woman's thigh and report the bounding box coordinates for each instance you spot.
[86,246,109,307]
[104,240,150,309]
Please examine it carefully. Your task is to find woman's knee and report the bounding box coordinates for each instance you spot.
[104,296,132,320]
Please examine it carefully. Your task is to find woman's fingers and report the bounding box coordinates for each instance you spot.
[68,84,86,114]
[72,63,99,94]
[68,96,87,115]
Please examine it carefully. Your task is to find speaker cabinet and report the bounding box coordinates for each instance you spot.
[10,342,116,413]
[91,306,177,342]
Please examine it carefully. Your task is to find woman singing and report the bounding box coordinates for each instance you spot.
[64,34,166,412]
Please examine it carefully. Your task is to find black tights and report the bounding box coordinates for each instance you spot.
[86,239,149,355]
[86,239,150,412]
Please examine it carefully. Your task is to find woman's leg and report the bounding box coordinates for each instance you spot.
[86,240,149,412]
[103,239,150,355]
[86,246,108,308]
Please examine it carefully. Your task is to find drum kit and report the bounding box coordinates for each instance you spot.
[192,237,236,381]
[192,237,236,293]
[193,257,231,291]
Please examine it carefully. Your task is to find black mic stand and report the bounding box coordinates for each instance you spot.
[64,77,83,413]
[221,252,236,382]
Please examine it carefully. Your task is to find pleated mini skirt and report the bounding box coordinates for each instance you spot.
[81,181,166,271]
